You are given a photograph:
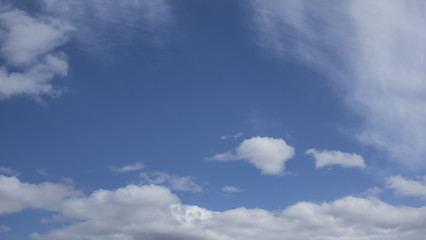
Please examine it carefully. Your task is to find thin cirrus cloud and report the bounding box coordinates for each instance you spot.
[222,185,244,193]
[249,0,426,170]
[0,7,73,100]
[139,171,203,193]
[387,175,426,198]
[305,148,366,169]
[0,175,424,240]
[207,136,295,175]
[39,0,173,50]
[0,166,21,177]
[111,162,144,173]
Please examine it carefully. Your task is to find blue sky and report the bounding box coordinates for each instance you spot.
[1,1,426,239]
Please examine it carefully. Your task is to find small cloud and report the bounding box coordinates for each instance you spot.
[36,169,49,177]
[360,187,383,199]
[111,162,144,173]
[207,136,295,175]
[140,171,203,193]
[387,175,426,198]
[0,166,21,177]
[221,133,244,140]
[0,225,11,232]
[205,151,237,162]
[222,186,244,193]
[305,149,366,169]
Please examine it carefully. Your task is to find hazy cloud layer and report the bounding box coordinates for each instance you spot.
[207,136,295,175]
[306,148,366,169]
[0,175,423,240]
[250,0,426,169]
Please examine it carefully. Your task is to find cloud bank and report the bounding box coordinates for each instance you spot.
[207,136,295,175]
[0,175,425,240]
[306,148,366,169]
[250,0,426,169]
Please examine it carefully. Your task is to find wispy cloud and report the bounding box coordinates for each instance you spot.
[0,166,20,176]
[0,225,11,232]
[250,0,426,169]
[222,185,244,193]
[111,162,144,173]
[140,171,203,192]
[207,136,295,175]
[221,132,243,140]
[305,148,365,169]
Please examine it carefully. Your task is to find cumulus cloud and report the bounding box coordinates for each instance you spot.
[305,148,366,169]
[250,0,426,169]
[387,175,426,198]
[222,186,244,193]
[111,162,144,173]
[1,175,426,240]
[0,7,73,99]
[0,175,80,215]
[140,171,203,192]
[207,136,295,175]
[25,183,426,240]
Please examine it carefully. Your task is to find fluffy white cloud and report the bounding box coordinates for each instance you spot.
[27,183,426,240]
[0,7,73,99]
[250,0,426,169]
[222,186,243,193]
[208,136,295,175]
[0,175,80,215]
[140,171,203,192]
[387,175,426,198]
[305,148,366,169]
[1,175,426,240]
[111,162,144,173]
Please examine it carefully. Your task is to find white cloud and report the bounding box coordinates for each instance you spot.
[208,136,295,175]
[111,162,144,173]
[0,175,80,215]
[305,148,366,169]
[2,175,426,240]
[250,0,426,169]
[0,166,20,176]
[222,186,243,193]
[387,175,426,198]
[221,132,244,140]
[140,171,203,192]
[0,7,73,99]
[24,182,426,240]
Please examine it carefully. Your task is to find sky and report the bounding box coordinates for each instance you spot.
[1,0,426,239]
